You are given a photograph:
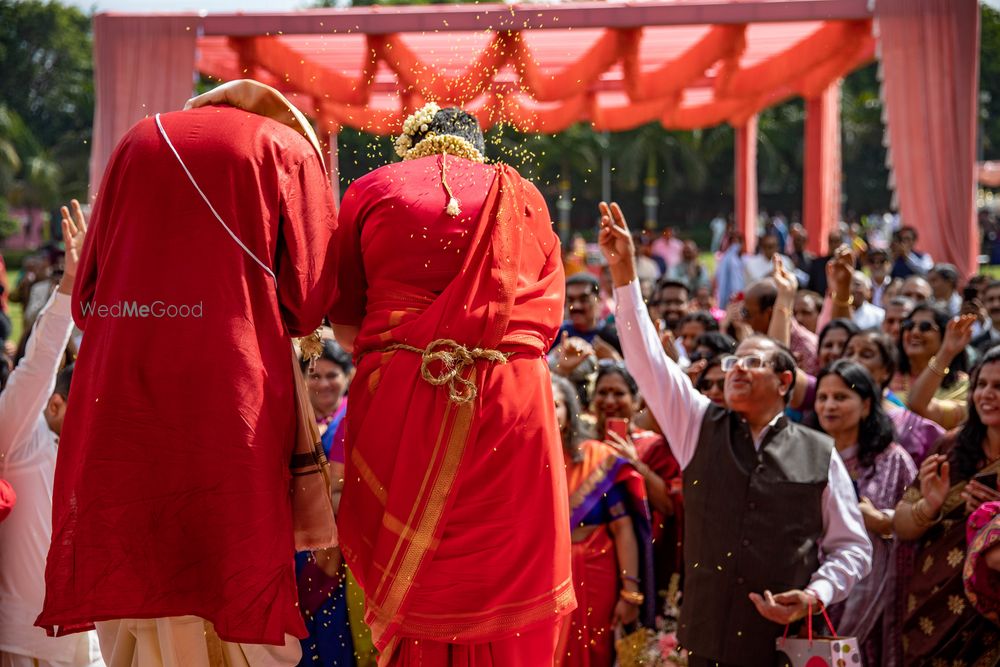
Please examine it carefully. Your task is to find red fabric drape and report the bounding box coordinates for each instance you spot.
[90,15,197,198]
[877,0,980,275]
[735,116,759,252]
[803,81,842,257]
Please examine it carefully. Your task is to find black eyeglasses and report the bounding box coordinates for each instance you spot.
[697,378,725,392]
[901,319,939,334]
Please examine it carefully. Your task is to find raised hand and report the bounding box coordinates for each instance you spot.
[826,245,855,297]
[919,454,950,514]
[772,256,797,304]
[59,199,88,294]
[598,202,636,287]
[939,313,977,363]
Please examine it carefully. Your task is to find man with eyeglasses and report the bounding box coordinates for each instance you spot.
[598,202,872,667]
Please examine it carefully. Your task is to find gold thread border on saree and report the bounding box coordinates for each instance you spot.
[366,366,479,639]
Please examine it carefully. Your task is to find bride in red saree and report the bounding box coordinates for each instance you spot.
[329,106,575,664]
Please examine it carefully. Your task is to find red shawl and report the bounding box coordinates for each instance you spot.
[36,107,338,644]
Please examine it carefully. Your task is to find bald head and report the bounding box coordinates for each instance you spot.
[901,275,932,303]
[743,279,778,334]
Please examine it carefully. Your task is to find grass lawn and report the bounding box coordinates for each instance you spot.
[5,269,22,344]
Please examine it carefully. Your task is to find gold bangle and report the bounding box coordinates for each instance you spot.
[832,293,854,308]
[927,355,950,377]
[619,590,645,606]
[913,499,943,527]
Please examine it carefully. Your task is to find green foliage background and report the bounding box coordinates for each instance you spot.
[2,0,999,250]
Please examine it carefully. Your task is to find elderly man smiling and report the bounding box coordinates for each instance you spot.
[597,201,872,667]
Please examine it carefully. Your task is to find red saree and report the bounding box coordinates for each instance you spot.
[330,156,573,656]
[556,441,655,667]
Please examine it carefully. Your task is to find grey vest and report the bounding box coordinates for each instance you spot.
[677,405,833,666]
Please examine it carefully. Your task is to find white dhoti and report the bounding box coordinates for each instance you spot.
[94,617,300,667]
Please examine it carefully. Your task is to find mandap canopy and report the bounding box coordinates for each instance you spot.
[90,0,980,273]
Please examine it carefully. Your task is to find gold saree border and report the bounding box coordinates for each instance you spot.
[370,575,575,640]
[567,447,619,513]
[371,368,478,630]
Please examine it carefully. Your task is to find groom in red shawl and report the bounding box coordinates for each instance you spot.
[36,81,338,665]
[330,105,574,664]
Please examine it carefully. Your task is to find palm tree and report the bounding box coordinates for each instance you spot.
[490,123,601,242]
[616,123,709,229]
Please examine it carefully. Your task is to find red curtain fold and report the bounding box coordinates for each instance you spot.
[90,15,198,197]
[664,98,748,130]
[624,25,745,102]
[234,36,375,107]
[374,33,512,105]
[592,96,676,133]
[510,29,623,103]
[718,21,869,99]
[796,31,874,99]
[877,0,980,276]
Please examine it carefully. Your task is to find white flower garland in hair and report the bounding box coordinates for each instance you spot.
[403,133,486,164]
[393,102,487,217]
[394,102,441,158]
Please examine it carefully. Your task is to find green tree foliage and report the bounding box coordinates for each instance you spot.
[981,4,1000,159]
[0,0,93,225]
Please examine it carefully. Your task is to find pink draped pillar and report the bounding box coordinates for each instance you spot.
[90,15,199,198]
[877,0,980,275]
[803,81,842,257]
[735,116,759,253]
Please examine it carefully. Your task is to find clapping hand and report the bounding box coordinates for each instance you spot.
[593,335,622,361]
[554,331,595,376]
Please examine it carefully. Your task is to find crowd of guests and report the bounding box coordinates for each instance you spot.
[557,210,1000,665]
[2,195,1000,667]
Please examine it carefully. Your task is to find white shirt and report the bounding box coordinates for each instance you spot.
[852,301,885,330]
[0,291,103,665]
[742,253,793,285]
[614,279,872,607]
